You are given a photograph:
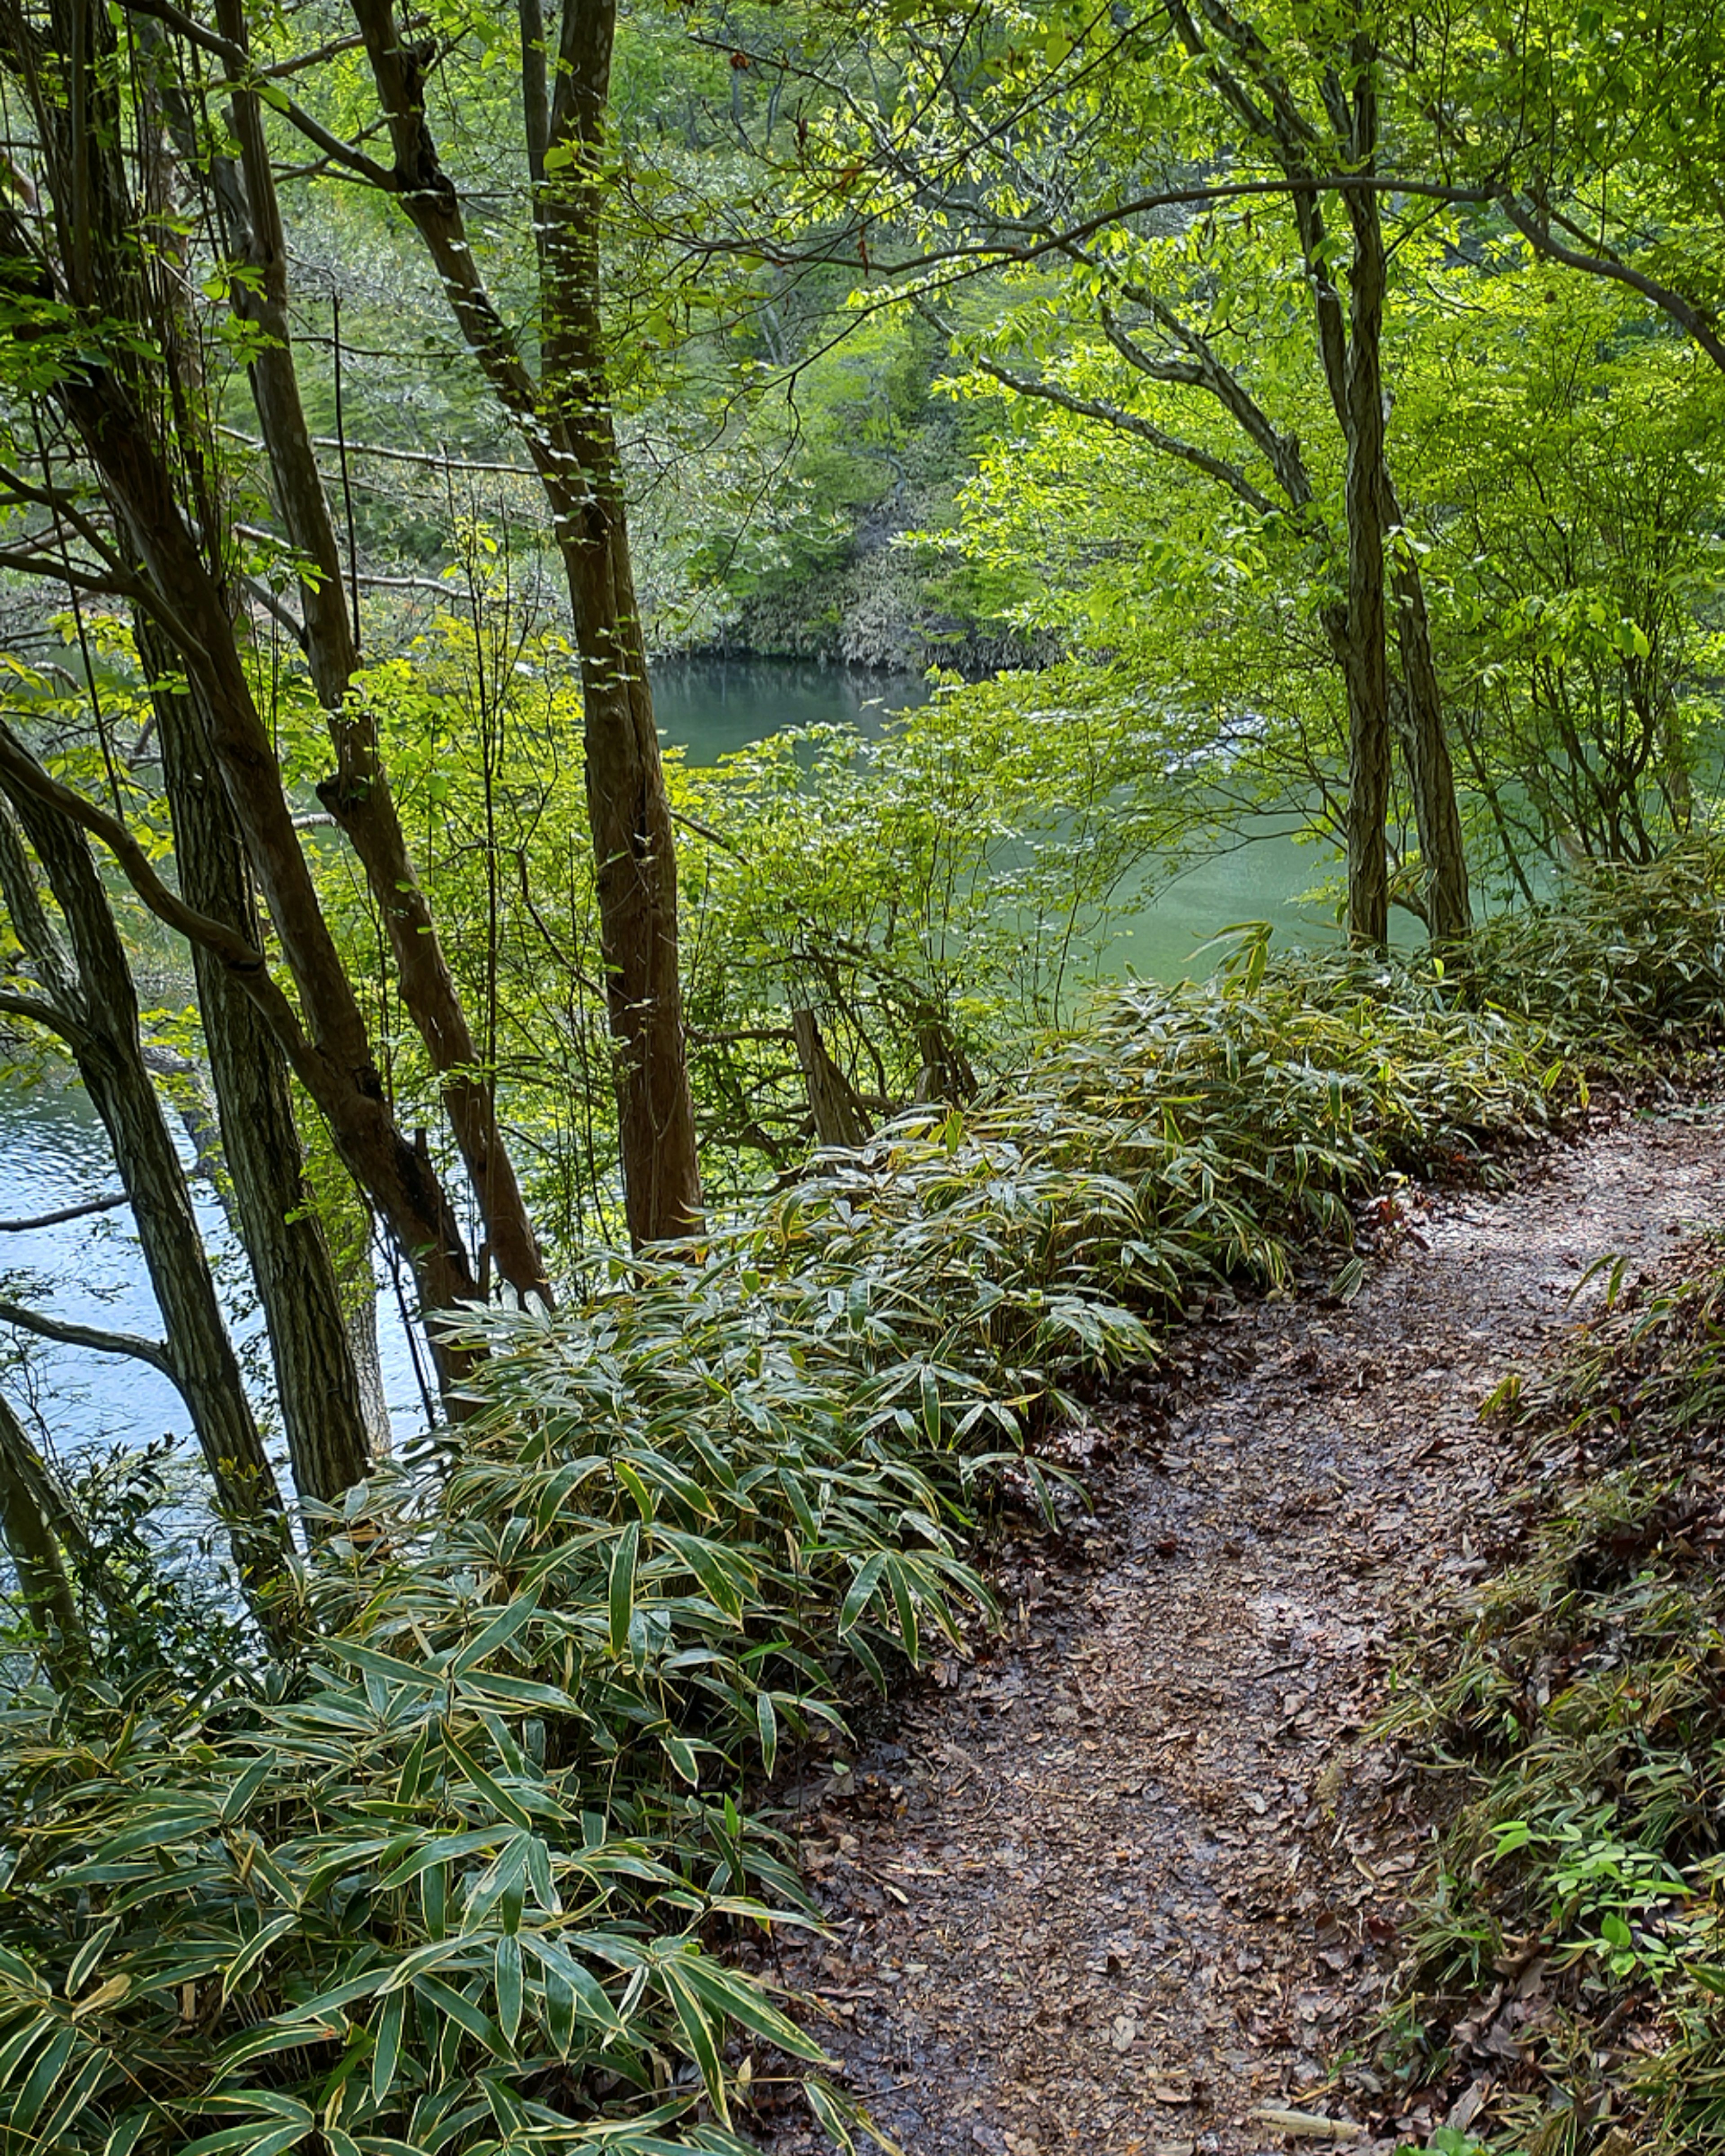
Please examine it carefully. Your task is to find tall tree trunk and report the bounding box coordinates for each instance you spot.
[0,796,294,1634]
[141,622,374,1507]
[1336,54,1391,952]
[348,0,703,1247]
[0,1388,86,1685]
[0,4,486,1396]
[540,0,702,1245]
[186,4,550,1304]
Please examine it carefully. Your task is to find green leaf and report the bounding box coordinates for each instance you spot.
[103,2109,153,2156]
[659,1960,729,2126]
[222,1912,299,2003]
[411,1973,508,2059]
[839,1553,887,1635]
[440,1731,534,1830]
[492,1936,522,2048]
[609,1519,640,1658]
[450,1588,540,1678]
[371,1989,406,2108]
[756,1690,778,1778]
[65,1917,120,1999]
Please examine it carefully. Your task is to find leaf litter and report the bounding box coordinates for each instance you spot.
[747,1096,1725,2155]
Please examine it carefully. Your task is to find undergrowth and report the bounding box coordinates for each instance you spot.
[5,863,1725,2156]
[1465,839,1725,1051]
[1383,1240,1725,2154]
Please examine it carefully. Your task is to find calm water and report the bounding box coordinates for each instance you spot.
[0,659,1331,1463]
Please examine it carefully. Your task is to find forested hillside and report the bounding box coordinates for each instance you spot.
[0,3,1723,2152]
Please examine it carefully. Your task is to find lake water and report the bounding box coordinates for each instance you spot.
[0,658,1334,1465]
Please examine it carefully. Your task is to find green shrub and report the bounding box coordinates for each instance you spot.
[1381,1252,1725,2151]
[1465,838,1725,1048]
[0,933,1590,2155]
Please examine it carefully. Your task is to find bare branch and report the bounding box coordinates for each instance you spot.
[0,1299,174,1378]
[0,989,88,1049]
[0,1194,129,1233]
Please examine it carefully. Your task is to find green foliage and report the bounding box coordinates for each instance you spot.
[0,1292,991,2153]
[1398,255,1725,890]
[1464,839,1725,1047]
[1381,1246,1725,2150]
[0,930,1580,2155]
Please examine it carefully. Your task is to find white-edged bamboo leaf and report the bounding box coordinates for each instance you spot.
[410,1973,507,2058]
[221,1912,298,2003]
[323,1642,441,1694]
[883,1556,920,1664]
[450,1588,541,1678]
[370,1988,405,2109]
[65,1917,120,2000]
[609,1520,640,1658]
[102,2104,153,2156]
[9,2019,76,2133]
[519,1938,624,2032]
[838,1552,887,1635]
[657,1961,728,2127]
[671,1954,825,2060]
[438,1731,534,1829]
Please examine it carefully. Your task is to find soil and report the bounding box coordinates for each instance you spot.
[749,1096,1725,2156]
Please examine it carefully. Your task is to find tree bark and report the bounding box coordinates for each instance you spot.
[1384,534,1471,943]
[141,620,374,1507]
[0,1387,87,1685]
[0,795,295,1635]
[0,6,487,1396]
[540,1,702,1244]
[791,1008,870,1148]
[348,0,703,1248]
[192,1,551,1304]
[1334,49,1391,952]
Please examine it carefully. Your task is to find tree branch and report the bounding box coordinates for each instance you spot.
[0,726,319,1074]
[0,990,88,1049]
[1497,192,1725,376]
[0,1194,129,1233]
[942,328,1278,516]
[0,1299,174,1378]
[114,0,395,187]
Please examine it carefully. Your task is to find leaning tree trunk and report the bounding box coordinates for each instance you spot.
[0,1388,86,1686]
[0,793,294,1634]
[0,0,487,1395]
[142,622,374,1507]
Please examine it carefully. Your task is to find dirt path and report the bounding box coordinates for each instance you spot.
[756,1102,1725,2156]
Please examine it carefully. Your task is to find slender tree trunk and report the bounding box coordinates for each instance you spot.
[345,1291,392,1454]
[191,3,550,1303]
[0,5,487,1396]
[141,623,374,1507]
[0,1388,86,1685]
[1336,59,1391,952]
[0,796,294,1632]
[540,2,701,1244]
[348,0,703,1247]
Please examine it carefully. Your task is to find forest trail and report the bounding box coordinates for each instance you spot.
[759,1101,1725,2156]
